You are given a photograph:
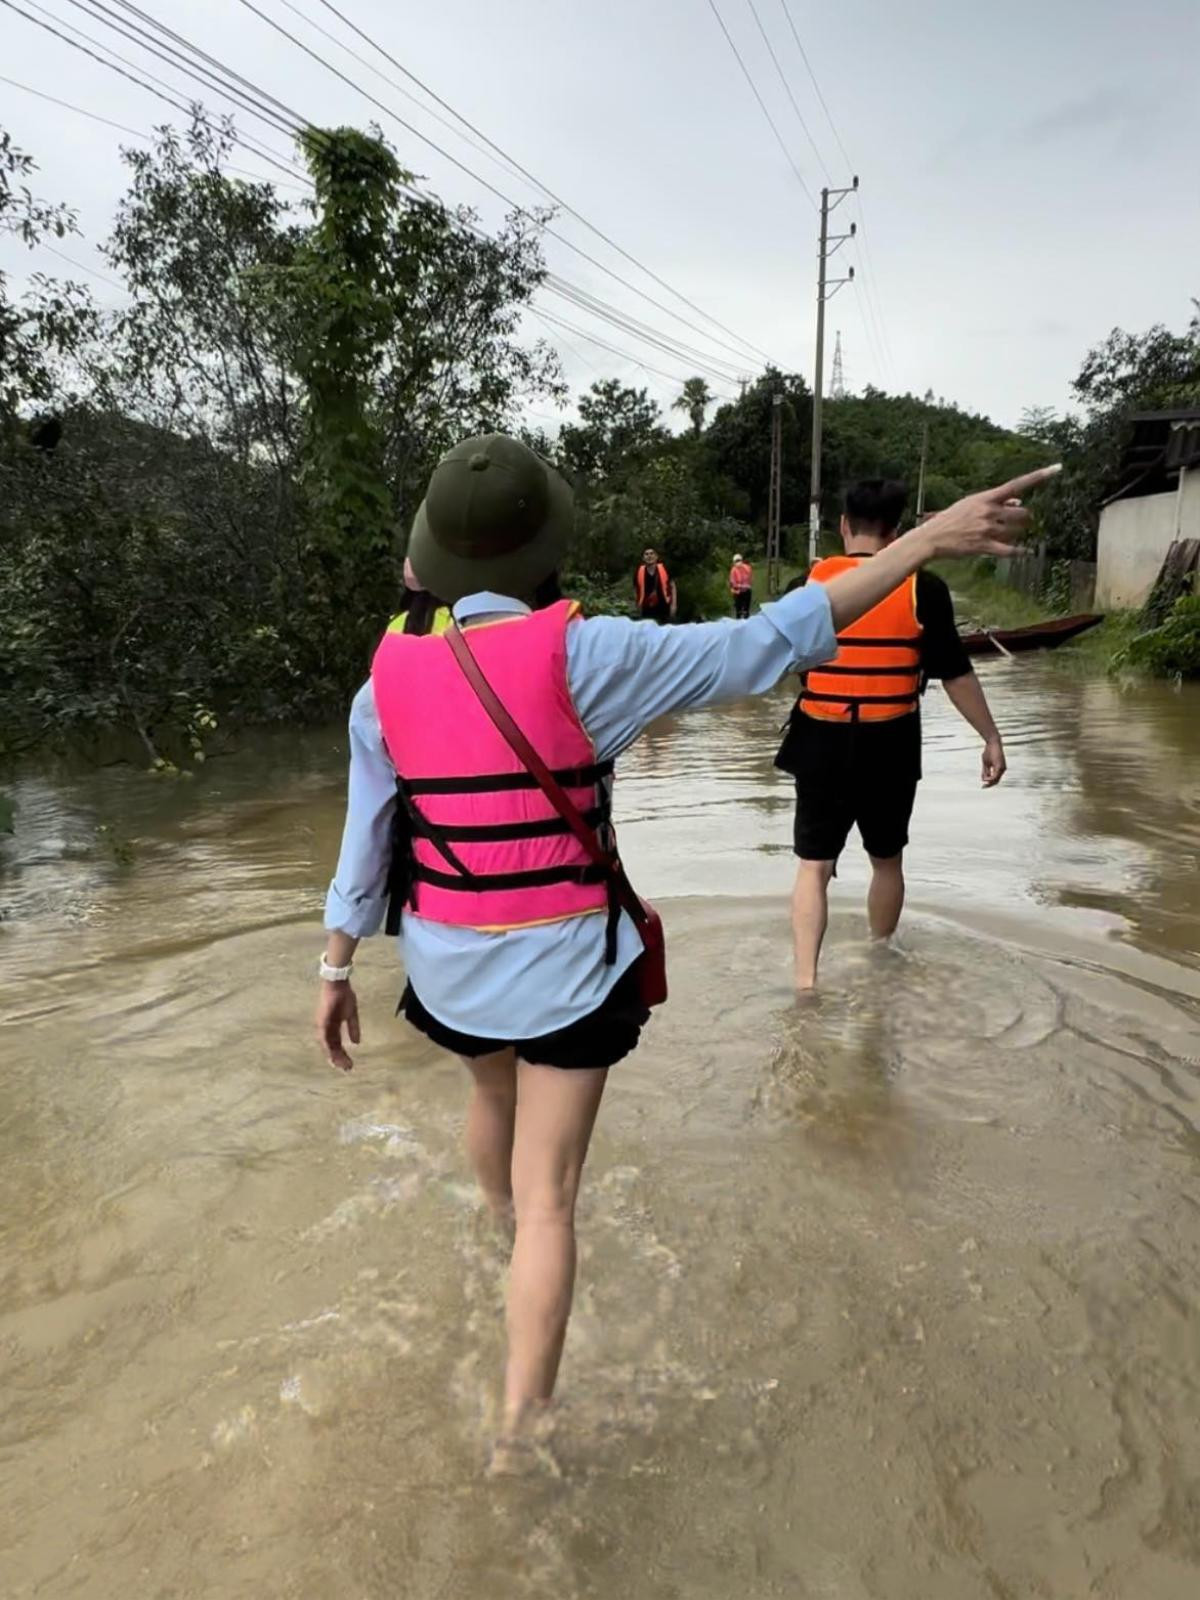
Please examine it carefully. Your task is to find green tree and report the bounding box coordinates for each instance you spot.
[0,127,95,427]
[701,370,812,529]
[672,376,713,437]
[0,113,562,754]
[264,126,401,641]
[1039,305,1200,560]
[558,379,666,485]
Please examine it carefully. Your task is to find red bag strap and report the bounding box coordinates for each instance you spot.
[444,622,646,926]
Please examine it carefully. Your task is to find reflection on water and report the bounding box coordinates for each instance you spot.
[2,660,1199,1598]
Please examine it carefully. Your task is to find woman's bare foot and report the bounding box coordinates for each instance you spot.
[487,1403,561,1478]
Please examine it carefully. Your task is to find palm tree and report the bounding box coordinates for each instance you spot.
[673,376,712,438]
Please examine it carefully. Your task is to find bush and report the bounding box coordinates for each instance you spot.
[1111,594,1200,678]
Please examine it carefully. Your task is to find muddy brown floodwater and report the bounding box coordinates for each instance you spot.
[2,660,1199,1599]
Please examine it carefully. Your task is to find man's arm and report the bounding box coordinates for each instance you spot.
[917,573,1006,786]
[944,673,1006,786]
[820,467,1057,630]
[571,465,1056,761]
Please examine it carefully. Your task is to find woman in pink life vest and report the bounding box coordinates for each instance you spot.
[315,434,1057,1455]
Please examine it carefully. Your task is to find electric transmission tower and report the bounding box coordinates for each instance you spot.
[830,331,846,400]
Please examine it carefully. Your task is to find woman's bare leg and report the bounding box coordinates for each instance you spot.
[463,1049,518,1222]
[503,1061,607,1432]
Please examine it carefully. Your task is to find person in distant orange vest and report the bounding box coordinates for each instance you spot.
[775,478,1007,989]
[635,547,675,622]
[729,553,754,619]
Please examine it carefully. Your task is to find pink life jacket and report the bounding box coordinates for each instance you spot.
[371,599,615,934]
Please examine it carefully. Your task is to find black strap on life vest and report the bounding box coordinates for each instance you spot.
[414,862,610,893]
[832,637,921,652]
[799,631,921,721]
[403,761,612,795]
[385,762,615,934]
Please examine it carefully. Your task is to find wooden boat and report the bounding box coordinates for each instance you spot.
[960,613,1104,657]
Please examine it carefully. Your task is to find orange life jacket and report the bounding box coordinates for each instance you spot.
[800,554,922,723]
[636,562,671,608]
[730,561,753,592]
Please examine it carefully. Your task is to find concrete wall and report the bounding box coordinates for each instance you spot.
[1096,470,1200,609]
[1002,552,1096,609]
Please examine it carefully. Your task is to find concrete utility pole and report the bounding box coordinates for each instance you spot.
[766,392,783,596]
[809,178,858,565]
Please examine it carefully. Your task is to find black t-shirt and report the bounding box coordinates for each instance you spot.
[776,567,971,783]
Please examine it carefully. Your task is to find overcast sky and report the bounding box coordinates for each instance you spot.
[2,0,1197,431]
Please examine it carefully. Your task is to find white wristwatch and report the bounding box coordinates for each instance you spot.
[318,955,354,982]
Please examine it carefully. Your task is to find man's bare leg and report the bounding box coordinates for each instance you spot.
[867,853,905,940]
[792,859,836,990]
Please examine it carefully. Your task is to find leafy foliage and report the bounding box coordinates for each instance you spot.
[7,107,1194,779]
[0,116,563,758]
[1036,305,1200,560]
[672,376,712,437]
[0,130,95,427]
[1112,595,1200,678]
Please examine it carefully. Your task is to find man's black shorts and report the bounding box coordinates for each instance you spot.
[400,959,649,1070]
[780,712,922,863]
[792,768,918,862]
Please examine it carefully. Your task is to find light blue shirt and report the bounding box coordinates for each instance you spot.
[325,586,836,1037]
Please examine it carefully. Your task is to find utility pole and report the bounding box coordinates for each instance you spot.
[809,178,858,565]
[915,420,929,519]
[766,392,783,596]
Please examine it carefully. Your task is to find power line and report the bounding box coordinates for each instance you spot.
[107,0,317,142]
[83,1,761,382]
[1,70,143,138]
[0,75,313,190]
[305,0,770,362]
[852,217,896,376]
[772,0,896,382]
[744,0,832,185]
[272,0,535,191]
[56,0,300,142]
[0,0,311,187]
[526,307,600,378]
[534,309,738,399]
[545,277,748,383]
[5,5,749,397]
[37,240,124,289]
[704,0,816,208]
[776,0,854,174]
[233,0,767,371]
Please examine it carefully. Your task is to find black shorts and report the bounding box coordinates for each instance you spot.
[779,709,922,864]
[400,960,650,1071]
[793,766,918,862]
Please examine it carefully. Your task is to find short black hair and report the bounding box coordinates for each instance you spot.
[844,478,908,536]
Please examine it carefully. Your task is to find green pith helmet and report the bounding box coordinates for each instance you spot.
[406,434,574,605]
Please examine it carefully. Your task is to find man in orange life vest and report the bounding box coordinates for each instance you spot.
[729,553,753,619]
[776,478,1007,989]
[635,547,676,622]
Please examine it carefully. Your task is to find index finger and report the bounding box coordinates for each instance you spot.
[988,464,1062,501]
